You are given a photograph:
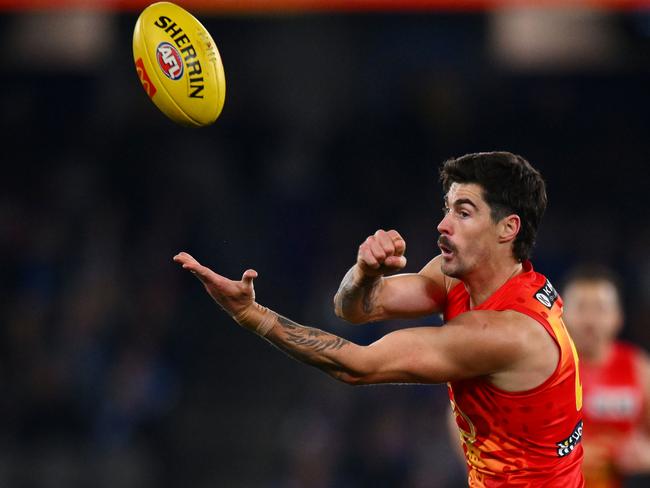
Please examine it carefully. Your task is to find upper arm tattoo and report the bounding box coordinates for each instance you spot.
[335,267,381,318]
[361,283,380,315]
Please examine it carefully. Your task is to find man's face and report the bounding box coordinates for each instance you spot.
[563,280,622,360]
[437,182,500,279]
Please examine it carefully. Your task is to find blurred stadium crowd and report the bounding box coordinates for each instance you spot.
[1,8,649,488]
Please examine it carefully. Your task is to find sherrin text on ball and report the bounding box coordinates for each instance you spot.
[133,2,226,127]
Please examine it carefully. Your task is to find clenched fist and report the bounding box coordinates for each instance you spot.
[356,229,407,278]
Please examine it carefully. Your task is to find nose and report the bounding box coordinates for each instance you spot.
[437,212,452,235]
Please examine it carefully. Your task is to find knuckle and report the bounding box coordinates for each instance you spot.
[361,256,377,266]
[358,248,371,259]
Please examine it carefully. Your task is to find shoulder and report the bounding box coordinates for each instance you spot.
[419,255,461,295]
[628,343,650,383]
[447,310,560,389]
[609,341,649,374]
[615,340,645,358]
[450,309,547,341]
[444,310,548,362]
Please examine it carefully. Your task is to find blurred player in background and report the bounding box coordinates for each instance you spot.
[175,152,584,486]
[563,266,650,487]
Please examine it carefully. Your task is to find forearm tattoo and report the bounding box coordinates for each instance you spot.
[277,316,350,353]
[260,314,359,380]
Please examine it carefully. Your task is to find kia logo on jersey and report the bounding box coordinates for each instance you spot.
[534,279,559,309]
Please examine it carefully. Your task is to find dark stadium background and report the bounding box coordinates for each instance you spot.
[1,3,649,487]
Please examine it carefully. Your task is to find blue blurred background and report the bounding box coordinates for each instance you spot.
[1,2,649,487]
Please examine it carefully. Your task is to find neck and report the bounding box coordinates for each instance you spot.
[465,258,523,308]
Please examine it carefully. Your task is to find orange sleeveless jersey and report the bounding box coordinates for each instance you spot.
[581,342,644,488]
[444,261,584,487]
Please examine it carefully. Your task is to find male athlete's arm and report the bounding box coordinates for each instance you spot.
[333,229,449,324]
[174,252,522,385]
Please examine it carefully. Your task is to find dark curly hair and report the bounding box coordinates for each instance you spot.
[439,151,547,262]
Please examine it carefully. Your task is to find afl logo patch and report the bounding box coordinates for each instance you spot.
[156,42,184,80]
[534,279,559,309]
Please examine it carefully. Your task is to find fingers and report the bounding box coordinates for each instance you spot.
[174,252,257,289]
[368,237,387,261]
[173,251,202,274]
[386,229,406,256]
[375,229,406,257]
[173,251,225,285]
[384,255,407,269]
[358,239,380,269]
[241,269,258,287]
[357,229,407,272]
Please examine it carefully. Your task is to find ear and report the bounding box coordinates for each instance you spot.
[498,214,520,244]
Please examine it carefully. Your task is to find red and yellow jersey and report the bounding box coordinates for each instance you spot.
[581,342,644,488]
[444,261,584,487]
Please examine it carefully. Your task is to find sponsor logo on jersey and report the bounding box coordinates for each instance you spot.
[535,279,559,309]
[135,57,157,98]
[556,420,583,457]
[156,41,184,80]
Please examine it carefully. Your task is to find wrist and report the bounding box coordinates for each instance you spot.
[354,264,383,285]
[232,302,278,337]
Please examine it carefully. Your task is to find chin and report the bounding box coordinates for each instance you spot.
[441,261,464,279]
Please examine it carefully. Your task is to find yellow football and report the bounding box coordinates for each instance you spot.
[133,1,226,127]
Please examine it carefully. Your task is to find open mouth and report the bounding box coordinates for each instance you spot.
[438,236,455,257]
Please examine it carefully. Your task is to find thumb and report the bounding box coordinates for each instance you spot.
[241,269,258,287]
[384,255,407,269]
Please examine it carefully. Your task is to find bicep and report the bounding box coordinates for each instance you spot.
[377,256,449,319]
[377,274,443,319]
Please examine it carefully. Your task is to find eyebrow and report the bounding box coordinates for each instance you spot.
[444,196,478,209]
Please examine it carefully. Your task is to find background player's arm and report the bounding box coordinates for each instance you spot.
[615,352,650,474]
[174,251,522,385]
[334,230,449,323]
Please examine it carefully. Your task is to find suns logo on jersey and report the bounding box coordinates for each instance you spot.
[556,420,583,457]
[156,41,184,80]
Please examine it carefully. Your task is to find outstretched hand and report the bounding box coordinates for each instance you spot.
[173,251,258,318]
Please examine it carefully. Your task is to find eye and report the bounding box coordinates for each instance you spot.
[459,210,470,218]
[442,207,450,215]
